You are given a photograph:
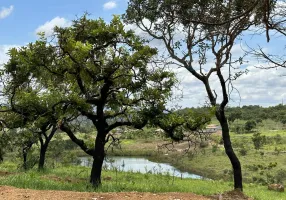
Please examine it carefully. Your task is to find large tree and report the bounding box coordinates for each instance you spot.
[4,15,176,187]
[123,0,272,190]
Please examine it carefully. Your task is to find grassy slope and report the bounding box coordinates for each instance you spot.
[0,162,285,200]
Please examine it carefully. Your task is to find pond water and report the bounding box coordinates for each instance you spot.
[79,156,203,179]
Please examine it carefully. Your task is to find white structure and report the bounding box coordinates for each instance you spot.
[204,124,222,133]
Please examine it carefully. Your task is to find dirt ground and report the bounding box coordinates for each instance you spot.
[0,186,252,200]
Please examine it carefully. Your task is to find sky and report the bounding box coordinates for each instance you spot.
[1,0,286,108]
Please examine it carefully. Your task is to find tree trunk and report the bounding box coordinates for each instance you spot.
[90,132,106,187]
[22,141,34,171]
[38,126,57,170]
[38,144,48,170]
[216,110,243,191]
[22,148,28,171]
[0,148,3,163]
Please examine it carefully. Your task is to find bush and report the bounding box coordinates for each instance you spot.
[245,120,256,132]
[212,144,218,153]
[275,169,286,184]
[199,140,209,148]
[252,132,266,150]
[274,134,282,144]
[239,147,248,156]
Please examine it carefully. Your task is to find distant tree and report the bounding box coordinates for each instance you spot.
[228,110,242,123]
[281,118,286,125]
[256,118,263,124]
[245,120,257,132]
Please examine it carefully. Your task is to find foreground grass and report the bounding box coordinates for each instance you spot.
[0,162,285,200]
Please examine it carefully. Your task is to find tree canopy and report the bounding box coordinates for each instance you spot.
[2,15,177,187]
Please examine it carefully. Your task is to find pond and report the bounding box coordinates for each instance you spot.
[79,156,203,179]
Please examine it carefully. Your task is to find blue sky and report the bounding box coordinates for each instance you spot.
[1,1,286,108]
[0,0,128,44]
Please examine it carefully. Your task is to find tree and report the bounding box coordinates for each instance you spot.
[0,128,12,163]
[4,15,176,187]
[244,120,257,132]
[0,67,70,170]
[227,110,242,123]
[123,0,270,190]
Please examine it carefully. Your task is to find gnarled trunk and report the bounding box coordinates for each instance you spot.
[216,109,242,191]
[90,131,106,187]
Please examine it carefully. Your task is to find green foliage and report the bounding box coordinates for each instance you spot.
[226,104,286,125]
[120,128,163,140]
[246,162,279,185]
[273,134,283,144]
[244,120,256,132]
[151,108,212,141]
[252,132,266,150]
[239,147,248,156]
[227,110,242,123]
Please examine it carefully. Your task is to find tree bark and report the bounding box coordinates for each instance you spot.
[38,144,48,170]
[38,125,57,170]
[90,131,106,187]
[0,148,3,163]
[22,148,28,170]
[216,109,243,191]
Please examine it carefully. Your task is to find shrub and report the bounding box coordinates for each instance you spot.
[212,144,218,153]
[275,169,286,184]
[199,140,209,148]
[239,147,248,156]
[245,120,256,132]
[274,134,283,144]
[252,132,266,150]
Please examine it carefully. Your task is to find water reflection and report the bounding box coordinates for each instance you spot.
[79,156,203,179]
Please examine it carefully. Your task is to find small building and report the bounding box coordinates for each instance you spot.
[204,124,222,133]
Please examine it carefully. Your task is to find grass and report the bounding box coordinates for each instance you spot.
[0,162,285,200]
[106,130,286,185]
[1,122,286,200]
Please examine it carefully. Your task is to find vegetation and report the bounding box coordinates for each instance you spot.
[124,0,264,191]
[0,0,286,199]
[0,160,286,200]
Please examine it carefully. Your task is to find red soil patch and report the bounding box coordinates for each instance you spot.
[0,186,254,200]
[0,186,211,200]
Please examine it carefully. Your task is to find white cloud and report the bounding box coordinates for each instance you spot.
[103,1,117,10]
[35,17,71,37]
[0,45,19,65]
[0,5,14,19]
